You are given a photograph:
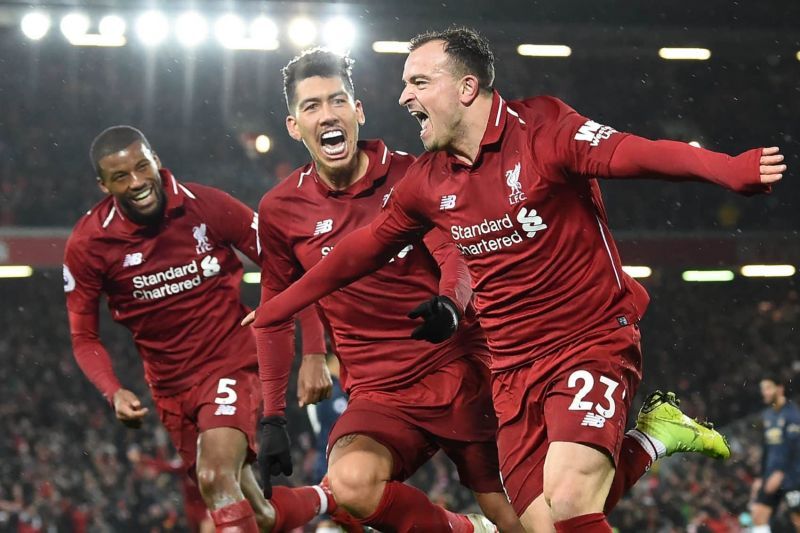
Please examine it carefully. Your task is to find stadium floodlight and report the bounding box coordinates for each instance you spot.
[372,41,410,54]
[99,15,126,38]
[243,272,261,284]
[682,270,734,282]
[288,17,316,47]
[621,266,652,279]
[740,264,796,278]
[136,11,169,46]
[796,51,800,62]
[214,14,245,48]
[21,12,51,40]
[658,47,711,60]
[255,135,272,154]
[250,16,279,48]
[0,265,33,278]
[60,13,91,41]
[175,12,208,47]
[688,141,702,148]
[323,17,355,54]
[517,44,572,57]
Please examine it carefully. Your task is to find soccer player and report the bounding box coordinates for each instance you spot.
[751,375,800,533]
[248,28,784,532]
[63,125,341,533]
[253,49,522,532]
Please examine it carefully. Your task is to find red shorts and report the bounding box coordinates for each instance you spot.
[154,367,261,479]
[491,325,642,515]
[328,356,503,494]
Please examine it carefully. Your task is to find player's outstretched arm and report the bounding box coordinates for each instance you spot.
[608,136,785,195]
[252,225,402,329]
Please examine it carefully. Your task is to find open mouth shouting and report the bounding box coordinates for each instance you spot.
[319,128,348,159]
[128,186,157,211]
[410,110,430,138]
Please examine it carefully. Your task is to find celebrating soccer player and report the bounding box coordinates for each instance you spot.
[251,48,522,533]
[750,375,800,533]
[248,27,784,532]
[64,126,341,533]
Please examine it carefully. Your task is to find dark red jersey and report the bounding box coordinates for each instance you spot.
[64,169,260,396]
[257,140,486,410]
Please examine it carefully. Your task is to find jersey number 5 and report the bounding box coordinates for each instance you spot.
[566,370,620,418]
[215,378,238,405]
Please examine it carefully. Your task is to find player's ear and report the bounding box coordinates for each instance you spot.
[96,175,110,195]
[458,75,480,106]
[286,114,302,142]
[355,100,366,126]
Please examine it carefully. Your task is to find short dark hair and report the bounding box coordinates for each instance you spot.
[409,26,495,92]
[89,125,152,178]
[762,374,786,388]
[282,48,355,112]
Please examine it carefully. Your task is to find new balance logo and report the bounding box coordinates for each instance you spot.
[314,219,334,236]
[214,405,237,416]
[574,120,617,147]
[123,252,144,267]
[581,412,607,428]
[517,208,547,237]
[440,195,457,210]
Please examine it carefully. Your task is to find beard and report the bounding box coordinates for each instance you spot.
[119,188,166,226]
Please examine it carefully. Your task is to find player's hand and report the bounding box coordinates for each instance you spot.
[408,296,460,343]
[297,353,333,407]
[112,388,149,429]
[760,147,786,184]
[241,310,256,326]
[258,415,293,499]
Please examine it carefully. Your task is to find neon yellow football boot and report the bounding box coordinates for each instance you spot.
[634,390,731,459]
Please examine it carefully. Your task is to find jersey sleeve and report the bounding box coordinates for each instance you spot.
[255,195,307,416]
[63,233,121,401]
[297,305,327,355]
[370,167,433,247]
[422,228,472,316]
[529,96,630,181]
[195,186,261,264]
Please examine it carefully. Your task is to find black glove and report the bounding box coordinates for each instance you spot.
[258,415,292,498]
[408,296,460,343]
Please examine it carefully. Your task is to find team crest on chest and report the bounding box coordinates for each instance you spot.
[193,223,214,254]
[506,162,527,205]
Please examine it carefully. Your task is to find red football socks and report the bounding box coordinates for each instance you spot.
[603,434,653,513]
[554,513,612,533]
[360,480,473,532]
[210,499,259,533]
[271,485,326,531]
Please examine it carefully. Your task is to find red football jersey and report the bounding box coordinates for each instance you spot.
[258,140,487,397]
[372,93,651,371]
[64,170,260,395]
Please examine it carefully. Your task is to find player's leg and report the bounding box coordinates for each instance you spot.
[197,426,265,532]
[433,358,524,532]
[326,401,486,532]
[239,464,278,532]
[751,486,779,532]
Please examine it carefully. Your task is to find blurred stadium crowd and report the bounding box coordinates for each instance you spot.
[1,275,796,532]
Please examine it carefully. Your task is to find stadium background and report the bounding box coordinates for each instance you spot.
[0,0,797,531]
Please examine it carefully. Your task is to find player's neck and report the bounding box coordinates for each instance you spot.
[772,396,786,411]
[450,93,494,166]
[316,150,369,191]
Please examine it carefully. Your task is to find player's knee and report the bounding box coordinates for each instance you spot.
[327,456,385,516]
[543,473,603,520]
[196,464,239,502]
